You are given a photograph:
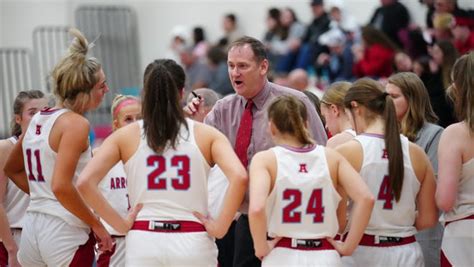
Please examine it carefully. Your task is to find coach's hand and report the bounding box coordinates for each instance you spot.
[183,97,202,117]
[93,223,113,252]
[193,212,225,238]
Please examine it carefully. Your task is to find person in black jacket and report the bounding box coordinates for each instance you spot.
[369,0,410,47]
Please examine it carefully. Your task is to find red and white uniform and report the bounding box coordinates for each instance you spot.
[263,145,342,267]
[0,136,28,265]
[124,119,217,266]
[351,133,423,267]
[439,158,474,267]
[18,108,95,267]
[96,162,129,267]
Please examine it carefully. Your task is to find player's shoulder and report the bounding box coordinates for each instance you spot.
[0,138,14,153]
[57,111,90,132]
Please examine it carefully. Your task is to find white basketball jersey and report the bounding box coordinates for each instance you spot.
[354,133,420,237]
[266,145,341,239]
[441,158,474,222]
[99,161,129,235]
[5,136,29,228]
[124,119,210,222]
[22,108,90,228]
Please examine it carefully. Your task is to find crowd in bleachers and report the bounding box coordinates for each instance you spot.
[167,0,473,118]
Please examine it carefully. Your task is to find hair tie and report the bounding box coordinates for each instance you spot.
[87,33,102,51]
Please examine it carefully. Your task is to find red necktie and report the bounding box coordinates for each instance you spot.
[235,100,253,168]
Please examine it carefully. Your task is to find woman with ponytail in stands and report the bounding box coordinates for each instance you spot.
[336,78,438,266]
[4,28,113,266]
[0,91,48,267]
[248,95,374,266]
[436,52,474,267]
[95,94,141,267]
[77,59,247,266]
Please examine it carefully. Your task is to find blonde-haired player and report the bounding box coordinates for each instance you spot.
[4,28,113,266]
[96,94,141,267]
[249,95,374,266]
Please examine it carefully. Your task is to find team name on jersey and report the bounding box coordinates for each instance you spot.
[110,176,127,190]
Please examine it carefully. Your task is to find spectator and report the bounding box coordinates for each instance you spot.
[421,42,458,127]
[207,46,234,96]
[369,0,410,47]
[263,8,284,70]
[192,27,210,62]
[295,0,331,69]
[433,12,454,41]
[179,46,212,92]
[451,16,474,54]
[393,51,413,72]
[218,13,243,50]
[273,7,306,73]
[352,26,399,78]
[317,27,354,82]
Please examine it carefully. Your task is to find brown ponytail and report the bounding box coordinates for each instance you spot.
[142,59,187,153]
[344,78,404,201]
[268,95,314,146]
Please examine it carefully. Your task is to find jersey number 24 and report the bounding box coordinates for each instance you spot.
[282,188,324,223]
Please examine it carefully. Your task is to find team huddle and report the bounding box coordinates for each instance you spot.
[0,28,473,267]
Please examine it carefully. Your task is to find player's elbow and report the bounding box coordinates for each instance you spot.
[436,193,455,213]
[359,192,375,210]
[76,177,90,196]
[248,203,265,219]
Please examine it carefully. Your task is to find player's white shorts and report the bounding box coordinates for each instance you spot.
[18,212,95,267]
[97,235,126,267]
[262,237,342,267]
[440,215,474,267]
[126,220,218,267]
[351,234,423,267]
[0,228,22,265]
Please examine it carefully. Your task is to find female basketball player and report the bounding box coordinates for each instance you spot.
[248,95,374,266]
[337,78,438,267]
[386,72,444,267]
[77,59,248,266]
[96,94,141,267]
[4,28,113,266]
[320,81,356,148]
[0,91,48,267]
[436,52,474,267]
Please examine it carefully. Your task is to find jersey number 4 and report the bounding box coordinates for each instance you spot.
[378,175,394,209]
[282,188,324,223]
[25,148,45,182]
[147,155,190,190]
